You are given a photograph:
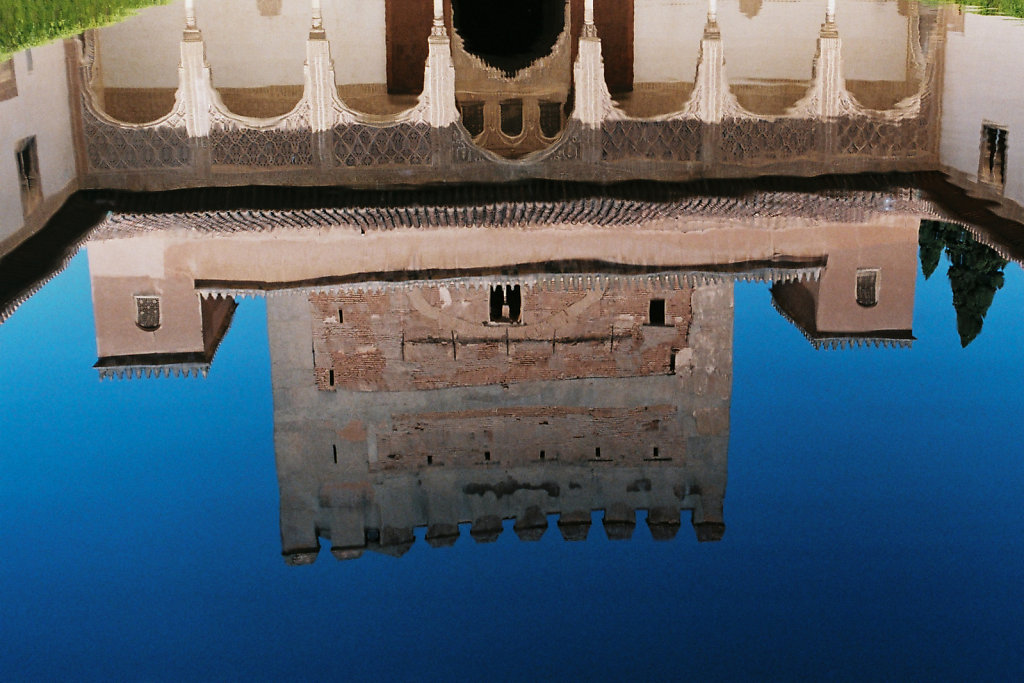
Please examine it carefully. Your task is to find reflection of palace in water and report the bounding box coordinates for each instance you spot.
[82,183,922,560]
[1,1,1020,560]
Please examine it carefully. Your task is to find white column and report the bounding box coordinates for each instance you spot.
[826,0,836,25]
[312,0,323,31]
[421,0,458,127]
[708,0,718,24]
[178,0,213,136]
[573,0,613,126]
[306,0,339,131]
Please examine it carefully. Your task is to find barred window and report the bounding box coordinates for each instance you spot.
[135,296,161,330]
[979,124,1007,190]
[856,269,879,308]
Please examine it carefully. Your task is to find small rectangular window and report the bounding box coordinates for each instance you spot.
[338,308,344,324]
[649,299,666,326]
[0,59,17,101]
[329,369,335,386]
[856,269,879,307]
[16,136,41,216]
[979,124,1008,190]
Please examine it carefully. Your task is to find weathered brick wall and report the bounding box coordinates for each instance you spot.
[377,404,682,470]
[310,284,692,391]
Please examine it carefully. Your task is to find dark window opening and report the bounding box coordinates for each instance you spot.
[333,444,338,464]
[668,348,677,374]
[16,136,41,216]
[489,285,522,323]
[649,299,666,326]
[539,101,562,138]
[653,447,659,458]
[427,455,433,465]
[856,269,879,307]
[338,308,344,324]
[459,101,485,137]
[980,124,1008,189]
[595,447,601,458]
[135,296,161,331]
[500,99,523,137]
[329,369,335,386]
[484,451,491,461]
[540,450,545,460]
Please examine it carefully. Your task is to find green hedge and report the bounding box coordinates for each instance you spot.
[956,0,1024,17]
[0,0,169,61]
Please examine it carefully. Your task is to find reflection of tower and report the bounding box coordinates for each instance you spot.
[272,277,733,563]
[79,182,931,562]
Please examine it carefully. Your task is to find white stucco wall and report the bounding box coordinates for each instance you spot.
[633,0,909,84]
[96,0,387,90]
[323,0,387,85]
[940,12,1024,205]
[0,42,77,247]
[97,1,182,88]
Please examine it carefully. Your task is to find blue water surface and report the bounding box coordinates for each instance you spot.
[1,251,1022,681]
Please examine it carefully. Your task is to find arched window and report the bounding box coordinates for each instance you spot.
[500,100,523,137]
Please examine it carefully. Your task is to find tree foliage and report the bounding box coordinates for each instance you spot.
[0,1,169,61]
[919,220,1008,347]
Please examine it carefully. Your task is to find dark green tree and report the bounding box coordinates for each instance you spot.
[919,220,1008,347]
[918,220,951,279]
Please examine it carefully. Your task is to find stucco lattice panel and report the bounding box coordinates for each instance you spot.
[449,127,492,165]
[834,117,930,159]
[333,124,432,167]
[210,128,314,167]
[601,120,702,162]
[83,111,192,171]
[718,118,818,165]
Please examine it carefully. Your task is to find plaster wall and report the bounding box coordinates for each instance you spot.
[96,0,387,90]
[633,0,910,85]
[0,43,77,251]
[940,12,1024,206]
[810,220,918,332]
[88,236,206,358]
